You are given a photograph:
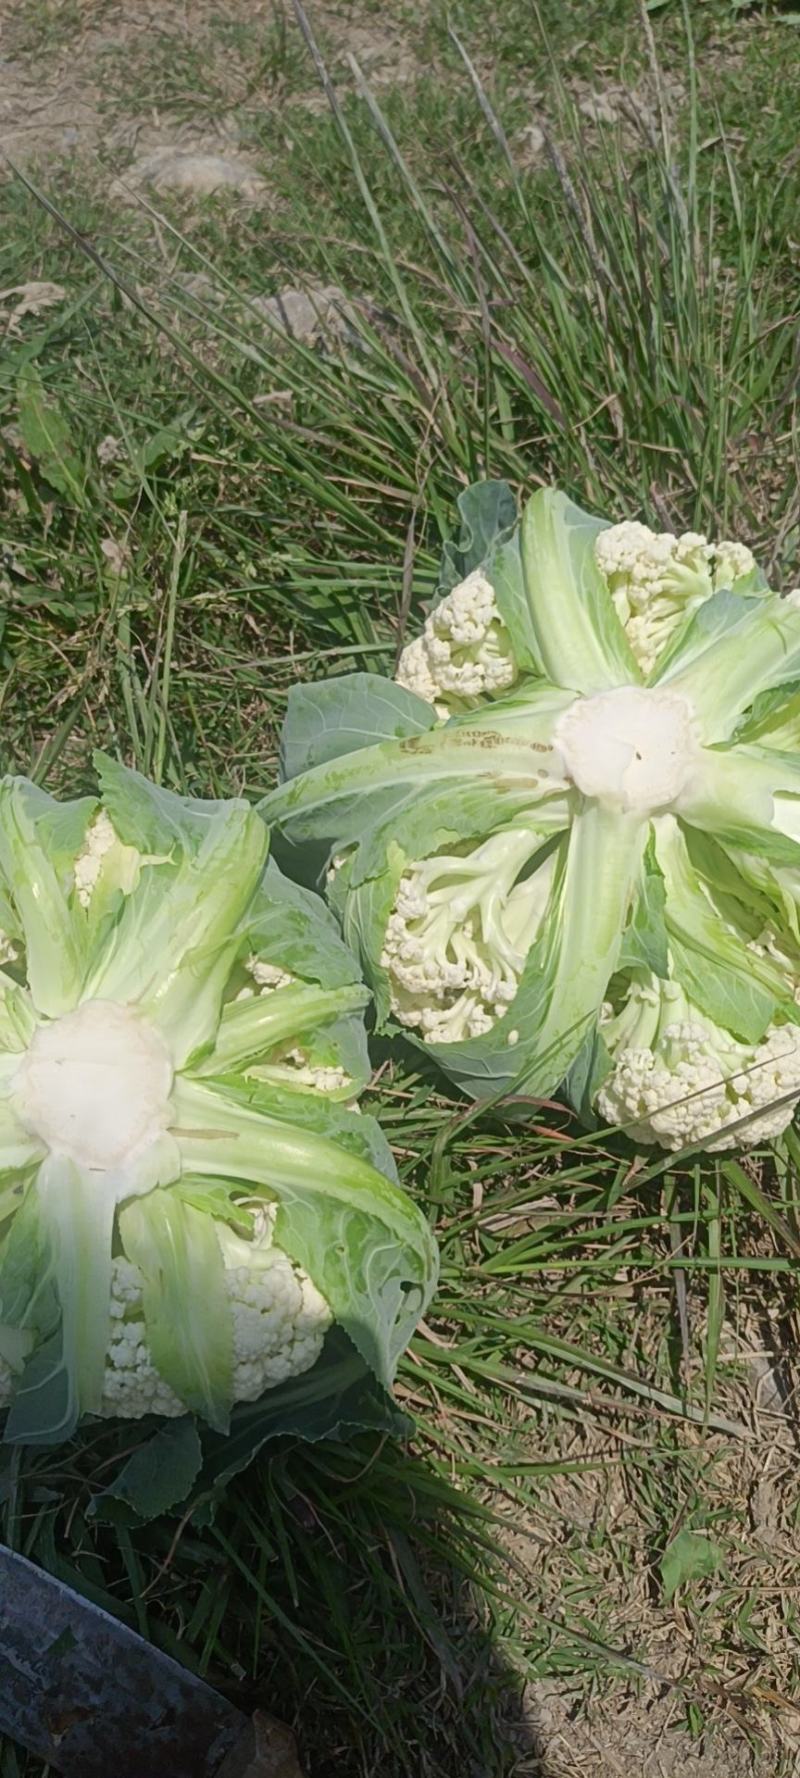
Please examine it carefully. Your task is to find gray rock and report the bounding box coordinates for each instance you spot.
[514,122,546,165]
[120,148,265,200]
[247,284,360,347]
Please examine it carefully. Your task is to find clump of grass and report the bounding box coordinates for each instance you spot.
[124,0,800,619]
[3,6,798,785]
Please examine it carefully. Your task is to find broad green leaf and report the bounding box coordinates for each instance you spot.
[5,1155,116,1445]
[171,1076,438,1388]
[245,1007,372,1099]
[658,818,791,1041]
[0,1324,34,1372]
[0,980,37,1054]
[295,1008,372,1093]
[438,479,518,592]
[280,673,436,782]
[192,981,368,1077]
[0,881,21,949]
[488,531,543,675]
[683,828,777,943]
[660,593,800,741]
[93,1333,406,1514]
[0,1186,52,1330]
[340,848,405,1027]
[679,742,800,864]
[0,1094,42,1173]
[95,750,232,853]
[173,1178,256,1233]
[733,679,800,751]
[424,804,646,1099]
[86,758,268,1065]
[561,1024,611,1124]
[195,1328,408,1497]
[0,1180,31,1230]
[520,489,638,694]
[660,1529,723,1601]
[0,779,90,1017]
[650,588,764,683]
[17,365,86,506]
[93,1417,203,1520]
[120,1191,234,1434]
[352,777,566,892]
[719,845,800,951]
[433,480,545,674]
[241,858,369,990]
[209,1074,399,1182]
[263,696,569,886]
[617,837,669,978]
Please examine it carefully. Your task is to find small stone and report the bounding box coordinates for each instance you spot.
[0,281,66,333]
[249,284,359,347]
[97,434,123,466]
[579,89,626,126]
[119,148,265,201]
[514,122,546,166]
[174,271,226,306]
[100,538,128,577]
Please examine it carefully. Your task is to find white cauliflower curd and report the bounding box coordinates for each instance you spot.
[396,570,518,714]
[598,975,800,1151]
[595,520,755,675]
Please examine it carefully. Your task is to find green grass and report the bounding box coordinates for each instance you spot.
[3,1,800,1772]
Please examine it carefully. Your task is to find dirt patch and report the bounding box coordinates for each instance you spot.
[490,1295,800,1778]
[0,0,420,171]
[524,1682,763,1778]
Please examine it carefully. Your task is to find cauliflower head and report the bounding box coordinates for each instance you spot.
[597,973,800,1151]
[99,1207,332,1420]
[0,760,438,1445]
[396,569,518,715]
[0,1206,332,1421]
[381,827,555,1042]
[395,517,755,718]
[595,521,755,675]
[264,482,800,1148]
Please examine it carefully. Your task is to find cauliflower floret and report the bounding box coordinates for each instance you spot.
[396,570,518,715]
[100,1207,332,1420]
[326,853,348,888]
[248,1043,352,1095]
[381,826,553,1043]
[713,540,757,587]
[73,810,119,908]
[247,956,296,993]
[73,809,150,910]
[748,924,800,999]
[235,956,298,1003]
[595,521,755,675]
[597,973,800,1151]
